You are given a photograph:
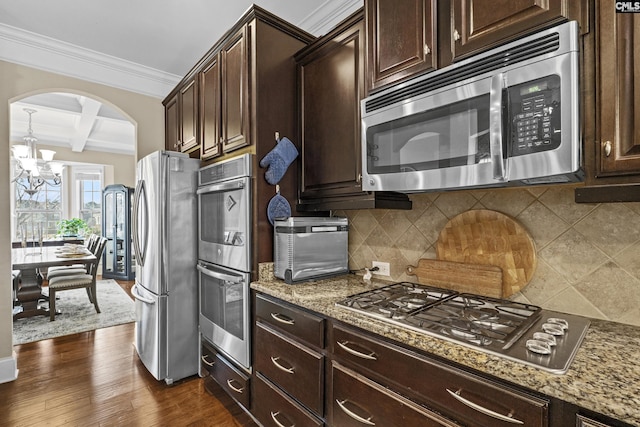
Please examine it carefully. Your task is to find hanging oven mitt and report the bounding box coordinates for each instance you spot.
[259,137,298,185]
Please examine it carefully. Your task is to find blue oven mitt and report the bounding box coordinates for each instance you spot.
[259,137,299,185]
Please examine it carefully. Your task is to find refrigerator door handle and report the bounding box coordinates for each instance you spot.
[132,179,149,267]
[132,284,155,304]
[196,263,244,284]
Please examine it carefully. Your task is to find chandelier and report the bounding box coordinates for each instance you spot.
[12,108,64,196]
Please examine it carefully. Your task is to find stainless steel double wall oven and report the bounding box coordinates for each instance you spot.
[197,154,253,370]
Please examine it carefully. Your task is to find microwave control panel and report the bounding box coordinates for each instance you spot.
[509,75,562,156]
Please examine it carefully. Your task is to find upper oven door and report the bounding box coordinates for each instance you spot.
[197,176,251,272]
[362,74,505,192]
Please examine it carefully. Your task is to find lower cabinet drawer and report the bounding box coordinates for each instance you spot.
[330,362,458,427]
[331,323,548,427]
[202,342,250,409]
[254,373,324,427]
[255,321,324,415]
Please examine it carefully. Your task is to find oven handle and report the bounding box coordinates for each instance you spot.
[197,263,244,284]
[490,72,507,182]
[196,180,244,195]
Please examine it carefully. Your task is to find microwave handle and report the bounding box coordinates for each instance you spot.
[490,73,507,182]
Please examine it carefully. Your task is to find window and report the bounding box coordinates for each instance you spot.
[75,170,103,234]
[14,176,63,241]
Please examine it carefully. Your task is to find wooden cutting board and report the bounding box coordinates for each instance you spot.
[406,259,503,298]
[436,209,536,297]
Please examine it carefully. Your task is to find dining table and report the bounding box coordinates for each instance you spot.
[11,245,96,320]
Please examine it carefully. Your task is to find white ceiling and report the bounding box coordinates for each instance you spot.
[2,0,362,156]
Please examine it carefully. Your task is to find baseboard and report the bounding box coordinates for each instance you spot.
[0,351,19,384]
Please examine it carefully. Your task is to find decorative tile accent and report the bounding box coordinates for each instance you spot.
[343,186,640,326]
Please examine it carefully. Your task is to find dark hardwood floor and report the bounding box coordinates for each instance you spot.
[1,278,257,427]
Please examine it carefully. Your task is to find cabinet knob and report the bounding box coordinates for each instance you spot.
[603,140,612,157]
[453,29,461,42]
[424,44,431,56]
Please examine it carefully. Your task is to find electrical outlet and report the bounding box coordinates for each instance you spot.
[372,261,390,276]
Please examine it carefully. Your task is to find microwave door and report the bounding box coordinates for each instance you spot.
[363,76,505,192]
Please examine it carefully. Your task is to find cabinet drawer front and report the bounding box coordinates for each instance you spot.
[256,294,325,348]
[202,343,250,409]
[254,373,324,427]
[331,323,548,427]
[330,362,458,427]
[255,322,324,415]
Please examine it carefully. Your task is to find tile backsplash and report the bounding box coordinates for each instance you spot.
[337,184,640,327]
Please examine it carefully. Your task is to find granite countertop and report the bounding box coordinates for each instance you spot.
[251,271,640,426]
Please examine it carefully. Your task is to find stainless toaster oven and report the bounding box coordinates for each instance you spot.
[274,217,349,284]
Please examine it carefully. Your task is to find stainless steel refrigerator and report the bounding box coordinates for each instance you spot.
[131,150,200,384]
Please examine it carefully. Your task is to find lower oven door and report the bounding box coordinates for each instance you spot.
[197,261,250,369]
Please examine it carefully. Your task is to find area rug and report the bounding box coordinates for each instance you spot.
[13,279,136,345]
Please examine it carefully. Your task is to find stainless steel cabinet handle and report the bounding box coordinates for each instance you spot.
[446,388,524,424]
[453,29,461,41]
[226,379,244,394]
[200,355,215,367]
[424,44,431,55]
[337,341,377,360]
[336,399,376,425]
[271,356,295,374]
[270,312,295,325]
[270,411,293,427]
[603,140,612,157]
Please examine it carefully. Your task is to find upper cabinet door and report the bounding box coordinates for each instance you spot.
[200,55,222,160]
[164,94,179,152]
[597,1,640,176]
[366,0,436,92]
[298,15,365,200]
[179,77,198,152]
[221,26,250,153]
[446,0,570,64]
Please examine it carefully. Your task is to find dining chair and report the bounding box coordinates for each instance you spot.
[46,234,99,279]
[47,236,108,321]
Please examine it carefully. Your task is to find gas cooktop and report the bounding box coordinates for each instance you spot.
[336,282,590,374]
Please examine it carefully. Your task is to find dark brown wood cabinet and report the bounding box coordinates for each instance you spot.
[366,0,437,92]
[220,26,250,154]
[576,0,640,202]
[252,294,325,426]
[199,55,221,159]
[201,340,251,410]
[329,362,457,426]
[443,0,586,65]
[164,77,198,154]
[295,9,411,211]
[198,26,250,161]
[330,322,549,427]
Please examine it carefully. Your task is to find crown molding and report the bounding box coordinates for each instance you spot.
[298,0,363,35]
[0,1,363,99]
[0,23,181,99]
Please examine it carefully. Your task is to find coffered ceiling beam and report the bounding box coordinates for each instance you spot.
[70,97,101,152]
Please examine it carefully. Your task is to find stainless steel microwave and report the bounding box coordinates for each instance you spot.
[361,21,582,193]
